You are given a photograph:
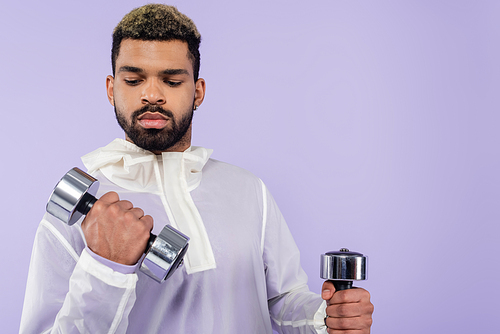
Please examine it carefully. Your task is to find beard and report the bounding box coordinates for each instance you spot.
[114,103,194,152]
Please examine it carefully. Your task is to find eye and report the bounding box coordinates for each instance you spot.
[165,80,182,87]
[124,79,141,86]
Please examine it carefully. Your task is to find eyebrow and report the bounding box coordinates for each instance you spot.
[118,66,143,73]
[160,69,190,76]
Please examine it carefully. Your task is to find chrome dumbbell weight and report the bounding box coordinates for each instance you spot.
[46,167,189,283]
[320,248,367,291]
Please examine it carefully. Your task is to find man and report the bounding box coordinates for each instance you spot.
[20,4,373,333]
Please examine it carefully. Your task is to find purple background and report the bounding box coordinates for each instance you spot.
[2,1,499,332]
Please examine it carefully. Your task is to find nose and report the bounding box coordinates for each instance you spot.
[141,79,166,105]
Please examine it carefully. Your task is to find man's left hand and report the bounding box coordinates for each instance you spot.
[321,281,374,333]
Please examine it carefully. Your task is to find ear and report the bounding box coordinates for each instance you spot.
[106,75,115,106]
[193,78,206,109]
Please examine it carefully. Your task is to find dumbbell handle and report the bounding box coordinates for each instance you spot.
[331,280,353,291]
[74,193,157,253]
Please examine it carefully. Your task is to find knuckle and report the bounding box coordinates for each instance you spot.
[101,191,119,202]
[107,191,119,199]
[108,202,122,216]
[142,215,154,226]
[123,210,137,221]
[359,288,371,302]
[121,199,132,206]
[91,199,106,213]
[134,207,145,217]
[337,291,349,303]
[119,200,133,209]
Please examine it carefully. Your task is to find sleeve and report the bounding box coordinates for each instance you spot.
[19,217,138,334]
[260,181,328,334]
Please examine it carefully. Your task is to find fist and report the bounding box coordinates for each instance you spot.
[81,191,154,265]
[321,281,374,334]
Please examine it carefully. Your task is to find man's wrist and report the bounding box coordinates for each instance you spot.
[85,247,138,275]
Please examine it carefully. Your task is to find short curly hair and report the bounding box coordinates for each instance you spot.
[111,4,201,81]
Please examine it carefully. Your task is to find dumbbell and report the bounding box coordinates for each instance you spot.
[46,167,189,283]
[320,248,367,291]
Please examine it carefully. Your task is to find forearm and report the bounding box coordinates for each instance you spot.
[20,219,138,334]
[269,286,327,334]
[53,250,138,333]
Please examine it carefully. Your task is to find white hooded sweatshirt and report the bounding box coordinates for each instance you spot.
[20,139,327,334]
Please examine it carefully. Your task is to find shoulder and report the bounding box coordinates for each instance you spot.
[204,158,261,182]
[201,158,265,194]
[205,158,258,177]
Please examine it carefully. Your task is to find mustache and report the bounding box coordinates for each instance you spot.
[132,105,174,120]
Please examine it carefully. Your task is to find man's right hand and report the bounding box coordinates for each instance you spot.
[81,191,154,265]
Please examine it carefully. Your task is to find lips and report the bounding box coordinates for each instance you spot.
[137,112,169,129]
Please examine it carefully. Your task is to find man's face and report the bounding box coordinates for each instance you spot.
[106,39,205,153]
